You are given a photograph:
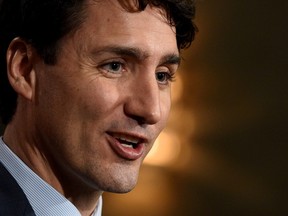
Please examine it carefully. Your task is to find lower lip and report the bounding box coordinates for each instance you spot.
[107,134,145,160]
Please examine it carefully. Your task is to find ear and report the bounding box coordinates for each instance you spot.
[6,37,36,101]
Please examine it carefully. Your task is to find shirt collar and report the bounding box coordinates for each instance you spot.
[0,137,102,216]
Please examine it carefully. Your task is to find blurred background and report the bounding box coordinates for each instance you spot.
[103,0,288,215]
[1,0,288,215]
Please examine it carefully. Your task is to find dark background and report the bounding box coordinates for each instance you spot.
[1,0,288,215]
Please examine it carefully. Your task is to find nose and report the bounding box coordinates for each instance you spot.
[124,74,162,125]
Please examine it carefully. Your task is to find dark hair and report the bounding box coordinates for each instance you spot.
[0,0,197,125]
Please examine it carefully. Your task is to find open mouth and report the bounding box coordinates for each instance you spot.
[107,132,145,160]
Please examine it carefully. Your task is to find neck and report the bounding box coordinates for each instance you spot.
[3,117,102,215]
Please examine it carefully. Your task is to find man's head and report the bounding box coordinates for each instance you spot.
[0,0,196,125]
[0,0,196,194]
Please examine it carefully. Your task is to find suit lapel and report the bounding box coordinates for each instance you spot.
[0,162,36,215]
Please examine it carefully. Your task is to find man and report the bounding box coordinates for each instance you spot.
[0,0,196,215]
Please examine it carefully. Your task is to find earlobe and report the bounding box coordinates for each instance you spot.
[6,37,36,101]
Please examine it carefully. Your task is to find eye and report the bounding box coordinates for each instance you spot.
[155,71,175,85]
[101,61,124,74]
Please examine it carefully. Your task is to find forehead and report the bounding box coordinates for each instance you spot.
[74,0,178,55]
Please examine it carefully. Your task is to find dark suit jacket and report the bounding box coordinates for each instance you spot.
[0,162,35,215]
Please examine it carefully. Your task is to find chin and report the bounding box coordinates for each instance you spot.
[107,185,136,194]
[104,175,139,194]
[91,164,139,193]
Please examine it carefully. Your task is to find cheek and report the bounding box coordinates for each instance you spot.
[79,81,122,119]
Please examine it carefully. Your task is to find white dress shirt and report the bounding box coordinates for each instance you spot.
[0,137,102,216]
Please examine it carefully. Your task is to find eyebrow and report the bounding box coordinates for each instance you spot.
[160,53,181,67]
[92,45,181,66]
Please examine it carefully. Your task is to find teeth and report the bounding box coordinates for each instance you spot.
[114,134,140,144]
[121,144,134,148]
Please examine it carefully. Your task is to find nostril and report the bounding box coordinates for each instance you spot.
[127,114,147,125]
[128,111,161,125]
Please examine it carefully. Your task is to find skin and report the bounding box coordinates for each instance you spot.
[3,0,179,215]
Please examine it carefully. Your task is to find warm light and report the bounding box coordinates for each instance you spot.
[144,131,181,167]
[171,74,184,103]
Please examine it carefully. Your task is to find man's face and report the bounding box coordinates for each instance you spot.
[33,0,179,193]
